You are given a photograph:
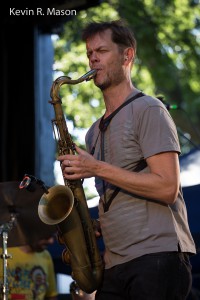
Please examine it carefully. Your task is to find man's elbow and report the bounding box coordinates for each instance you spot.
[164,183,179,205]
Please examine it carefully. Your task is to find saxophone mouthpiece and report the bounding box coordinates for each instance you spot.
[82,69,97,81]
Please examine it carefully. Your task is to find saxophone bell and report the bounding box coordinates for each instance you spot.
[38,185,74,225]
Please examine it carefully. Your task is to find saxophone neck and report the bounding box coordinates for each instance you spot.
[50,69,97,102]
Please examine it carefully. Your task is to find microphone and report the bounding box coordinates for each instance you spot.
[19,174,49,194]
[165,103,179,111]
[156,96,179,111]
[156,96,200,148]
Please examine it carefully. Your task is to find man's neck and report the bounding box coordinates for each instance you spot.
[103,81,135,118]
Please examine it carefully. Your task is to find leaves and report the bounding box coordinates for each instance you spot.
[53,0,200,153]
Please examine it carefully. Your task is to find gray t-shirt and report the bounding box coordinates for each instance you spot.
[86,89,196,269]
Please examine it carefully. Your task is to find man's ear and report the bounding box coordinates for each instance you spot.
[124,47,135,63]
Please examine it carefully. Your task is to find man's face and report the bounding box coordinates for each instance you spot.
[86,29,125,91]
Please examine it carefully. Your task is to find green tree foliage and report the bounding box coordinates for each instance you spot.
[114,0,200,152]
[53,0,200,152]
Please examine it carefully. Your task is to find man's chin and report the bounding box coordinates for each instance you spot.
[95,82,108,91]
[93,77,106,90]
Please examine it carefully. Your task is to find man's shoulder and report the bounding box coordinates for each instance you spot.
[130,92,167,114]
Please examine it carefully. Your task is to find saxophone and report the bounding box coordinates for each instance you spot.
[38,69,104,293]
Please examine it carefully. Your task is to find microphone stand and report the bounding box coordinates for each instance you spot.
[0,214,16,300]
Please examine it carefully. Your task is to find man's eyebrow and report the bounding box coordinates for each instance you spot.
[87,46,108,55]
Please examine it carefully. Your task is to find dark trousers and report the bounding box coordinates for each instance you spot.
[95,252,192,300]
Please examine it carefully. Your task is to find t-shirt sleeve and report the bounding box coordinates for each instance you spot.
[138,106,181,159]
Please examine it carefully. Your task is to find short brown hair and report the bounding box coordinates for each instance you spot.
[82,19,137,55]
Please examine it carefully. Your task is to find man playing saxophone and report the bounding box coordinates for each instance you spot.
[58,20,196,300]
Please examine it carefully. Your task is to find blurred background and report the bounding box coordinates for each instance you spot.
[1,0,200,298]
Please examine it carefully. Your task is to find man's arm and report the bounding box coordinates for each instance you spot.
[58,146,180,205]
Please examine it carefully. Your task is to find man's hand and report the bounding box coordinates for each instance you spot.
[57,145,98,180]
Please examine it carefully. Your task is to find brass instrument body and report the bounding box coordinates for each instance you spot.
[38,70,103,293]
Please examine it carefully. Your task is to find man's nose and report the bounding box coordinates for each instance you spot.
[90,52,99,63]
